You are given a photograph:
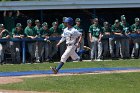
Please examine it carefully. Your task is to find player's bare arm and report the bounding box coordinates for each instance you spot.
[89,32,92,42]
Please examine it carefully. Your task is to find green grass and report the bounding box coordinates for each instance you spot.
[0,72,140,93]
[0,59,140,72]
[0,59,140,93]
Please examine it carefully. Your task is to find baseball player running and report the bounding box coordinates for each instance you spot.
[50,17,82,74]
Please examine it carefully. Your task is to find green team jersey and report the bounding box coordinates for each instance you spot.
[120,22,130,34]
[74,25,84,33]
[24,26,37,37]
[4,16,16,32]
[111,25,123,33]
[0,29,10,38]
[58,23,66,34]
[0,29,10,44]
[89,24,102,37]
[33,25,42,36]
[102,27,112,35]
[49,27,60,36]
[40,28,50,38]
[12,28,24,37]
[131,24,140,33]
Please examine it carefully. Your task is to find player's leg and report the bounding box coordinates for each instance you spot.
[97,41,103,60]
[115,39,120,58]
[109,38,115,58]
[59,42,66,56]
[77,38,84,60]
[50,45,71,74]
[133,39,139,58]
[0,44,3,64]
[9,41,16,63]
[124,38,130,58]
[120,38,126,59]
[44,42,50,61]
[15,42,21,63]
[35,42,40,62]
[70,45,80,61]
[49,41,58,59]
[102,39,109,59]
[38,42,44,62]
[90,37,98,61]
[28,43,35,63]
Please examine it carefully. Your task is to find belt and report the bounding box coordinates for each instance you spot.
[67,44,73,46]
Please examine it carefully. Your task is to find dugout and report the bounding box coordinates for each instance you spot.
[0,0,140,63]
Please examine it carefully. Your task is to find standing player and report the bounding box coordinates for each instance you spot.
[130,18,140,58]
[102,22,112,59]
[48,22,60,61]
[89,18,103,61]
[12,23,24,63]
[120,15,130,59]
[34,20,42,62]
[110,19,124,59]
[40,22,51,62]
[24,19,37,63]
[74,18,84,60]
[0,24,11,64]
[58,17,67,56]
[50,17,82,74]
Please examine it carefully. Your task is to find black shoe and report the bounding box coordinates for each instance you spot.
[50,66,58,74]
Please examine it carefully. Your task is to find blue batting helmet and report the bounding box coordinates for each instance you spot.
[64,17,74,26]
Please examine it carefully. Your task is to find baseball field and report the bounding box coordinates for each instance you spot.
[0,59,140,93]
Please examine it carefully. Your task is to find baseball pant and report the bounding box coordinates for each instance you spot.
[59,41,66,56]
[0,42,10,62]
[49,41,58,58]
[61,44,79,62]
[12,42,21,63]
[28,43,36,60]
[90,37,102,59]
[120,38,130,58]
[77,38,84,52]
[131,38,140,57]
[35,42,44,61]
[102,39,109,57]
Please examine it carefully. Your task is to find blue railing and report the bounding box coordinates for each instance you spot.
[0,34,140,64]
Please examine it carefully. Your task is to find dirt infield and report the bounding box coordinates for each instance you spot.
[0,70,140,93]
[0,90,55,93]
[0,77,23,84]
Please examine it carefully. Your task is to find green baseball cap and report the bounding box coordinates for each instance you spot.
[52,22,57,26]
[0,24,4,28]
[35,19,40,23]
[94,18,98,21]
[115,19,119,24]
[16,23,22,27]
[121,15,126,21]
[103,22,109,26]
[75,18,81,22]
[135,18,140,22]
[27,19,32,24]
[42,22,48,27]
[63,17,67,22]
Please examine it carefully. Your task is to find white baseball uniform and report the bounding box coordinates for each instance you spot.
[59,27,82,62]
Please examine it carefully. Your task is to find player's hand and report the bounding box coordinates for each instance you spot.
[98,39,101,42]
[56,43,60,47]
[6,35,10,39]
[75,43,80,48]
[1,29,6,33]
[20,35,24,38]
[90,38,93,43]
